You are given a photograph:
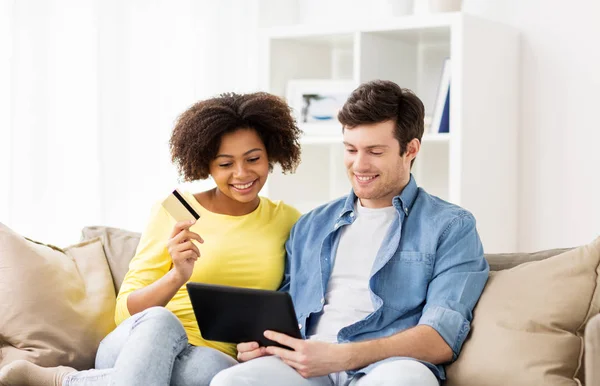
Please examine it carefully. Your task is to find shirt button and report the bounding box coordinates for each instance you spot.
[320,298,325,304]
[349,212,355,218]
[298,324,302,330]
[404,208,409,215]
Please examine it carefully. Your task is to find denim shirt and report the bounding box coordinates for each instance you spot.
[280,175,489,381]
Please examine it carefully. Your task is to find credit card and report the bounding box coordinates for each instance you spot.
[161,189,200,222]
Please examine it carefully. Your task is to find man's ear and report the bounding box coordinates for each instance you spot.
[406,138,421,162]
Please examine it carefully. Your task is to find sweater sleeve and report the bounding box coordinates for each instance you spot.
[114,203,174,325]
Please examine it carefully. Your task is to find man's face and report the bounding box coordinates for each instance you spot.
[343,120,419,208]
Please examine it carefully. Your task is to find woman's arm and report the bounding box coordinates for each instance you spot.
[126,219,203,315]
[115,204,202,324]
[125,269,188,314]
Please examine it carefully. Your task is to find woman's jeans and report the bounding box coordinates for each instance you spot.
[64,307,237,386]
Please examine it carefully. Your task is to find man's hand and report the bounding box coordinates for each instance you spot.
[236,341,269,362]
[263,330,349,378]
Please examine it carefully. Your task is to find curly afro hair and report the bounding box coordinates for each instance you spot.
[170,92,302,181]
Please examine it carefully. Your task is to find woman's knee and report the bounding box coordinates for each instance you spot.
[138,306,182,327]
[135,307,187,342]
[96,307,186,368]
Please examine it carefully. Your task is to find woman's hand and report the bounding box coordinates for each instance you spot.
[237,341,270,362]
[167,220,204,283]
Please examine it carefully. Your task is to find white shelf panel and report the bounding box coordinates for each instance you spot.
[300,133,451,145]
[263,13,460,40]
[423,133,451,142]
[268,33,354,50]
[363,28,450,46]
[301,135,343,145]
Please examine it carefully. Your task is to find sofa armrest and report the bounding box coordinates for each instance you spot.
[586,313,600,386]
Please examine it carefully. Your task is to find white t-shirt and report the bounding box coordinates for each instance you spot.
[308,199,397,343]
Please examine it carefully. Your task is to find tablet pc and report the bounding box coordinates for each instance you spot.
[186,282,302,348]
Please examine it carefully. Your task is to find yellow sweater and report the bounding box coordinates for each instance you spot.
[115,192,301,358]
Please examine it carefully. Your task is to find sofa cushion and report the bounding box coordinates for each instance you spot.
[80,226,141,292]
[445,236,600,386]
[484,247,572,271]
[0,223,116,370]
[585,314,600,386]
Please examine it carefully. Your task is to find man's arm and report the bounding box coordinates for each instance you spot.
[416,212,488,360]
[263,325,451,378]
[263,212,488,377]
[340,324,453,369]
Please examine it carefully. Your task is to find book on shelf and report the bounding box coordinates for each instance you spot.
[430,58,451,134]
[438,84,450,133]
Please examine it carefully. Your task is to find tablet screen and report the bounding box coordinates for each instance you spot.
[187,282,302,348]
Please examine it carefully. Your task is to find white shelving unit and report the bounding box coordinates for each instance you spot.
[259,13,519,253]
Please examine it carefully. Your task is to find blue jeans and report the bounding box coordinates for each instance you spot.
[64,307,237,386]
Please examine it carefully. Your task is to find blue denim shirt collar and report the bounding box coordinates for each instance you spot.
[337,174,418,222]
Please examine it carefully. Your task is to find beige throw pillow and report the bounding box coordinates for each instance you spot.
[446,236,600,386]
[0,223,116,370]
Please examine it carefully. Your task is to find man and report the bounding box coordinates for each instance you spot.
[211,80,489,386]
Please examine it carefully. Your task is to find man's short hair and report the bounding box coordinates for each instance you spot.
[338,80,425,157]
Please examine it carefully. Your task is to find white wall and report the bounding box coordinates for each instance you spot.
[8,0,103,244]
[458,0,600,251]
[94,0,260,234]
[262,0,600,252]
[0,0,13,223]
[2,0,260,246]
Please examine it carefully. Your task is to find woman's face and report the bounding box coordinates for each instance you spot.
[209,128,269,204]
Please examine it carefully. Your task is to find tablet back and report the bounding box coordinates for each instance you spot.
[186,282,302,348]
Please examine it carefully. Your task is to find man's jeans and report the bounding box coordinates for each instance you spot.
[64,307,237,386]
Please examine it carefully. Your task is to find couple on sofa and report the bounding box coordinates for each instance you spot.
[0,80,489,386]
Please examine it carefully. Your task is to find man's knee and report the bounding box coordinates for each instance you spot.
[210,367,243,386]
[357,360,439,386]
[210,357,286,386]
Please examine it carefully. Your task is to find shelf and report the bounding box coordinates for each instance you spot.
[263,13,460,40]
[268,33,354,50]
[300,135,342,145]
[263,13,520,252]
[423,133,451,142]
[300,132,451,145]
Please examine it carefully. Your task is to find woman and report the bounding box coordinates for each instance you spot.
[0,92,302,386]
